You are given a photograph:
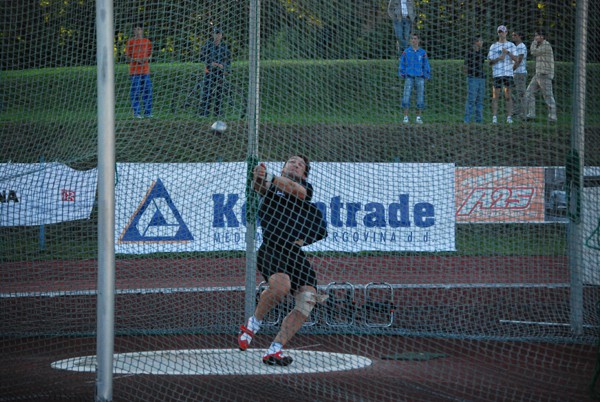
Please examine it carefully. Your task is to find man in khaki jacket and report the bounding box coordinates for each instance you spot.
[525,30,557,122]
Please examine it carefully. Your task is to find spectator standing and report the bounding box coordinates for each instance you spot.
[199,27,231,117]
[125,26,153,118]
[399,34,431,124]
[488,25,518,124]
[511,31,528,119]
[387,0,416,56]
[463,36,486,123]
[525,30,557,122]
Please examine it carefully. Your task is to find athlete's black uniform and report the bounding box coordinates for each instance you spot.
[257,180,317,292]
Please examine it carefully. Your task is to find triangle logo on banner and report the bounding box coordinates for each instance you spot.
[119,178,194,243]
[586,217,600,251]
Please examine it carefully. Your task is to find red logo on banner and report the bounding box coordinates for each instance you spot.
[61,189,76,202]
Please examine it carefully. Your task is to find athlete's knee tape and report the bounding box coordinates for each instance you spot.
[294,292,317,317]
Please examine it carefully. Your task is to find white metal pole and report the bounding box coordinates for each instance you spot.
[569,0,588,335]
[245,0,261,321]
[95,0,116,400]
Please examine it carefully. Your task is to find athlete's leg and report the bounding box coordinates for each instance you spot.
[238,272,291,351]
[273,285,317,346]
[262,246,322,365]
[255,272,291,321]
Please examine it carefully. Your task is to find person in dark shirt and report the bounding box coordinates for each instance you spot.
[199,27,231,116]
[238,155,328,366]
[463,35,487,123]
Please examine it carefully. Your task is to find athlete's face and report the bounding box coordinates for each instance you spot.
[282,156,307,181]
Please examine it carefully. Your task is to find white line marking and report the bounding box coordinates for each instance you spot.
[499,319,597,328]
[0,283,571,299]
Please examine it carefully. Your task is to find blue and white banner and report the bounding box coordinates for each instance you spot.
[582,167,600,284]
[115,162,455,254]
[0,163,97,227]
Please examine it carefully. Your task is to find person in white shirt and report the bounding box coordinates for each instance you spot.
[488,25,518,124]
[511,31,527,119]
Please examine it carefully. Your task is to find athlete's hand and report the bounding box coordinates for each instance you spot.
[253,163,267,181]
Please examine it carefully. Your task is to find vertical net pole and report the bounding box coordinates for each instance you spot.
[244,0,261,321]
[38,156,45,251]
[569,0,589,335]
[95,0,115,400]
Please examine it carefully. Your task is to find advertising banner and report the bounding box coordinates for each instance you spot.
[0,163,97,227]
[455,167,545,223]
[115,162,456,254]
[582,167,600,284]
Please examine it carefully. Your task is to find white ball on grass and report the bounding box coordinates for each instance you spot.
[211,120,227,133]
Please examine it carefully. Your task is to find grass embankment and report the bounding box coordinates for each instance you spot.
[2,59,596,259]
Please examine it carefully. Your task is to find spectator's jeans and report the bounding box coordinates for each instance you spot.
[512,73,527,116]
[464,77,485,123]
[401,77,425,110]
[525,73,556,117]
[130,74,153,117]
[393,17,412,54]
[200,72,224,116]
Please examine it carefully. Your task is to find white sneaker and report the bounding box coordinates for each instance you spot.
[416,116,423,124]
[506,116,513,124]
[548,113,557,122]
[403,116,409,124]
[492,116,498,124]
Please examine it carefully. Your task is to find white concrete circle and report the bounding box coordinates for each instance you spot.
[51,349,372,375]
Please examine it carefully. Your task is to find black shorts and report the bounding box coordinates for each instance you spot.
[493,76,514,89]
[257,241,317,293]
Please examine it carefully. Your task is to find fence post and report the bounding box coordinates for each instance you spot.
[568,0,589,335]
[244,0,261,323]
[95,0,116,400]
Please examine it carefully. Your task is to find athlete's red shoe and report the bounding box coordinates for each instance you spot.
[237,325,255,351]
[262,351,293,366]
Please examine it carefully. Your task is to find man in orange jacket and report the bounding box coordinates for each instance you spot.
[125,26,153,118]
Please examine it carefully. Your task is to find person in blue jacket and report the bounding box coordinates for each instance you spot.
[399,34,431,124]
